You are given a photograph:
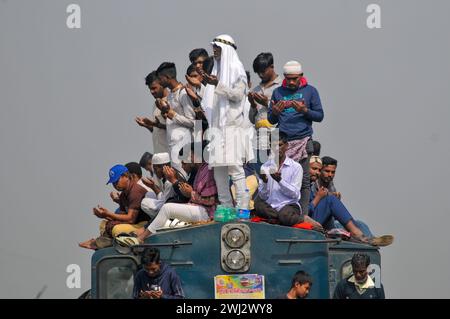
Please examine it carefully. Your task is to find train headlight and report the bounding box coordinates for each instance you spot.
[221,223,251,273]
[224,228,246,248]
[225,250,246,270]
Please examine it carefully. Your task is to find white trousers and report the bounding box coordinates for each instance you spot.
[147,203,209,234]
[213,165,247,208]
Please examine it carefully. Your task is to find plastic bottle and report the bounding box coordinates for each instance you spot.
[237,189,251,220]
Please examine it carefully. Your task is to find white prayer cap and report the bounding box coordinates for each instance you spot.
[152,152,170,165]
[211,34,237,49]
[283,61,303,75]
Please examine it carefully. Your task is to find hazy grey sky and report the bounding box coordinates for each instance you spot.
[1,0,449,298]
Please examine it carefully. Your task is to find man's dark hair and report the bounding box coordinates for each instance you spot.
[139,152,153,168]
[321,156,338,167]
[189,48,208,63]
[186,63,197,76]
[141,247,161,265]
[125,162,143,178]
[145,71,158,87]
[253,52,274,73]
[312,140,321,156]
[202,56,214,75]
[156,62,177,79]
[291,270,313,288]
[351,253,370,269]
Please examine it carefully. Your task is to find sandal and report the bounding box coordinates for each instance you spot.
[351,234,394,247]
[368,235,394,247]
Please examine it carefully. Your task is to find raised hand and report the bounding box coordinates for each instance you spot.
[163,165,178,184]
[253,92,269,106]
[291,99,308,113]
[179,182,193,198]
[185,74,202,88]
[271,100,286,116]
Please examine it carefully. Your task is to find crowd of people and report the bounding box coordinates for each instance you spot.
[78,34,394,298]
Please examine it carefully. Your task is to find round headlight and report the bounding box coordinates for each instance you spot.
[225,250,246,270]
[225,228,246,248]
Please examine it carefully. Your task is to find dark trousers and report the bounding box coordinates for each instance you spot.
[254,196,304,226]
[298,139,314,215]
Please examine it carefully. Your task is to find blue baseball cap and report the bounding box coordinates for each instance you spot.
[107,165,128,185]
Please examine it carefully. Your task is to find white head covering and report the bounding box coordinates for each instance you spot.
[152,152,170,165]
[283,60,303,75]
[202,34,249,129]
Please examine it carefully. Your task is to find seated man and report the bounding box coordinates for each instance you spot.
[278,270,313,299]
[109,161,155,210]
[133,247,184,299]
[309,156,393,246]
[78,165,151,250]
[136,142,217,242]
[312,155,340,199]
[333,253,385,299]
[254,133,317,226]
[140,153,186,219]
[139,152,155,180]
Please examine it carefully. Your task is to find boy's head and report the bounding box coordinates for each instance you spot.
[253,52,275,83]
[189,48,209,69]
[290,270,313,299]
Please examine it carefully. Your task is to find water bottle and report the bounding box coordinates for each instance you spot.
[237,189,251,220]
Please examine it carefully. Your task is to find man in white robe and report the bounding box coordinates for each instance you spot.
[201,34,254,208]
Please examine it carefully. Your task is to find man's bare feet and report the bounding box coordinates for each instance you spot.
[78,238,98,250]
[133,227,146,237]
[303,215,324,232]
[369,235,394,247]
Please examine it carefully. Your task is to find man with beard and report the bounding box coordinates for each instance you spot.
[140,153,187,219]
[201,34,253,210]
[133,247,184,299]
[333,253,385,299]
[314,156,341,199]
[309,156,393,246]
[155,62,196,171]
[135,71,169,154]
[268,60,324,216]
[255,133,320,228]
[136,142,217,242]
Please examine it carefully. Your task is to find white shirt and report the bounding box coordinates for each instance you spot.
[150,106,169,154]
[258,156,303,211]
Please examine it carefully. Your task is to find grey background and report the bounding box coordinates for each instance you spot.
[1,0,449,298]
